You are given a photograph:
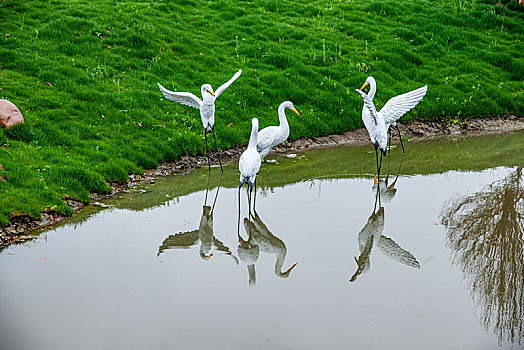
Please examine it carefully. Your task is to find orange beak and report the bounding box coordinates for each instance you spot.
[374,175,378,184]
[285,263,298,274]
[291,107,301,116]
[360,82,369,90]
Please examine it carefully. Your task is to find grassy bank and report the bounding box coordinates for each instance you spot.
[0,0,523,225]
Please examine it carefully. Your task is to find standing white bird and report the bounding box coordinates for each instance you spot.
[239,118,262,213]
[157,69,242,173]
[355,76,427,178]
[257,101,301,160]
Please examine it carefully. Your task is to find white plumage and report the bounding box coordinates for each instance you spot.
[382,85,428,131]
[355,76,427,178]
[239,118,262,188]
[355,86,388,156]
[157,69,242,134]
[158,69,242,172]
[356,76,427,154]
[257,101,301,160]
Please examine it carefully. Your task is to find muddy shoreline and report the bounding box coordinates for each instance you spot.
[1,115,523,249]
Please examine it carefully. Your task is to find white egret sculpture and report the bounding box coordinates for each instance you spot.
[257,101,301,160]
[157,69,242,172]
[355,76,427,178]
[239,118,262,213]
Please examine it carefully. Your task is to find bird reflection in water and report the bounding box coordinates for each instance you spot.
[237,210,297,286]
[157,174,238,263]
[372,153,404,204]
[350,160,420,282]
[441,167,523,346]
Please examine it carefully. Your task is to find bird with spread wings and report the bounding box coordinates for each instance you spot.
[158,69,242,173]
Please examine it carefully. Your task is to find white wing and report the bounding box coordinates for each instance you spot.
[256,126,279,153]
[355,89,378,125]
[377,235,420,268]
[157,83,202,109]
[214,69,242,99]
[380,85,427,126]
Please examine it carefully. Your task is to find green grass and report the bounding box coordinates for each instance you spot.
[0,0,523,225]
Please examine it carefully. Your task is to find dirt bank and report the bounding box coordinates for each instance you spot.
[1,115,523,249]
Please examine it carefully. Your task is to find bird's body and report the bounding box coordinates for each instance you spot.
[355,77,388,156]
[361,96,388,156]
[239,118,261,189]
[158,69,242,172]
[356,76,427,178]
[356,76,428,154]
[257,101,301,160]
[200,95,215,134]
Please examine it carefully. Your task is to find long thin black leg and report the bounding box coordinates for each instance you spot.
[249,183,255,215]
[395,125,405,153]
[253,178,257,212]
[247,184,251,215]
[388,130,392,156]
[238,185,241,236]
[373,184,380,212]
[390,153,405,188]
[204,169,211,205]
[378,152,383,181]
[210,173,223,215]
[204,133,211,172]
[387,146,391,186]
[212,129,223,174]
[377,182,382,207]
[374,146,380,181]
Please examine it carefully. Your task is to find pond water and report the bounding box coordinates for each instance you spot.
[1,131,523,350]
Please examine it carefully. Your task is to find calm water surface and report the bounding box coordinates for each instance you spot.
[1,131,523,350]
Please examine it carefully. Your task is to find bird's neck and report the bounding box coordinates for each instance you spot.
[277,105,290,132]
[202,94,214,103]
[367,82,376,100]
[274,250,287,276]
[248,124,258,149]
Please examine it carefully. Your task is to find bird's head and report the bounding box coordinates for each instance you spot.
[201,84,215,98]
[360,76,376,91]
[279,263,298,278]
[280,101,301,117]
[251,117,259,130]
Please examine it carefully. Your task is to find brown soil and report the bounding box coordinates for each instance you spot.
[1,115,522,249]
